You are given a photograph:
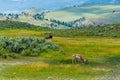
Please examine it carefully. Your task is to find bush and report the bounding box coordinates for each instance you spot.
[2,53,8,59]
[0,47,6,56]
[21,49,32,56]
[8,53,18,59]
[0,36,59,58]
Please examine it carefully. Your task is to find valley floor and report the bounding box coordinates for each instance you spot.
[0,29,120,80]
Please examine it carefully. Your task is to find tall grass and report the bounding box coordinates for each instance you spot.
[0,21,119,80]
[0,36,119,80]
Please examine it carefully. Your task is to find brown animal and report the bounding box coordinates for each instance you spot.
[72,54,88,64]
[45,35,53,39]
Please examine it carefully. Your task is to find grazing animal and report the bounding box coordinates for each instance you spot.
[72,54,88,64]
[45,35,53,39]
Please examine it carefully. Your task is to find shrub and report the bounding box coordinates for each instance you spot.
[21,49,32,56]
[0,36,59,58]
[8,53,18,59]
[2,53,8,59]
[0,47,6,56]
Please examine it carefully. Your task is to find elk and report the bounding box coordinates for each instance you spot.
[72,54,88,64]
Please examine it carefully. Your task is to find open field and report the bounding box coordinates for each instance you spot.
[0,29,120,80]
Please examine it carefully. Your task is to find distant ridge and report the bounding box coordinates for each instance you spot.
[0,0,120,13]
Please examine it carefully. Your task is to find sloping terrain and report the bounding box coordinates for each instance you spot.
[1,4,120,28]
[1,0,120,11]
[45,5,120,25]
[0,21,120,37]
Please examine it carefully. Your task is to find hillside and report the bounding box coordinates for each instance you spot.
[52,23,120,38]
[45,4,120,25]
[1,4,120,28]
[0,21,120,38]
[1,0,120,12]
[0,20,49,30]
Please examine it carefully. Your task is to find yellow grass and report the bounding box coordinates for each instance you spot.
[0,29,120,80]
[0,29,45,37]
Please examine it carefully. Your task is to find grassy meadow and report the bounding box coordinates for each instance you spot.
[0,29,120,80]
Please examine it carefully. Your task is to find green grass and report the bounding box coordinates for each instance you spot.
[1,4,120,28]
[0,29,120,80]
[52,23,120,37]
[45,4,120,22]
[18,15,52,26]
[0,29,45,37]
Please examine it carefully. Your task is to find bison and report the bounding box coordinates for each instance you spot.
[45,35,53,39]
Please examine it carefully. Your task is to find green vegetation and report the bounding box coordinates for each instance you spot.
[0,36,120,80]
[45,5,120,22]
[0,36,59,58]
[1,5,120,28]
[0,20,49,30]
[0,20,119,80]
[0,21,120,38]
[52,23,120,37]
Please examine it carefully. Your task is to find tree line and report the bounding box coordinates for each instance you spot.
[32,13,86,28]
[0,13,19,20]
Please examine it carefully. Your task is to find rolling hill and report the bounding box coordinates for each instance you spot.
[0,0,120,13]
[0,20,120,37]
[45,4,120,25]
[1,4,120,28]
[0,1,120,80]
